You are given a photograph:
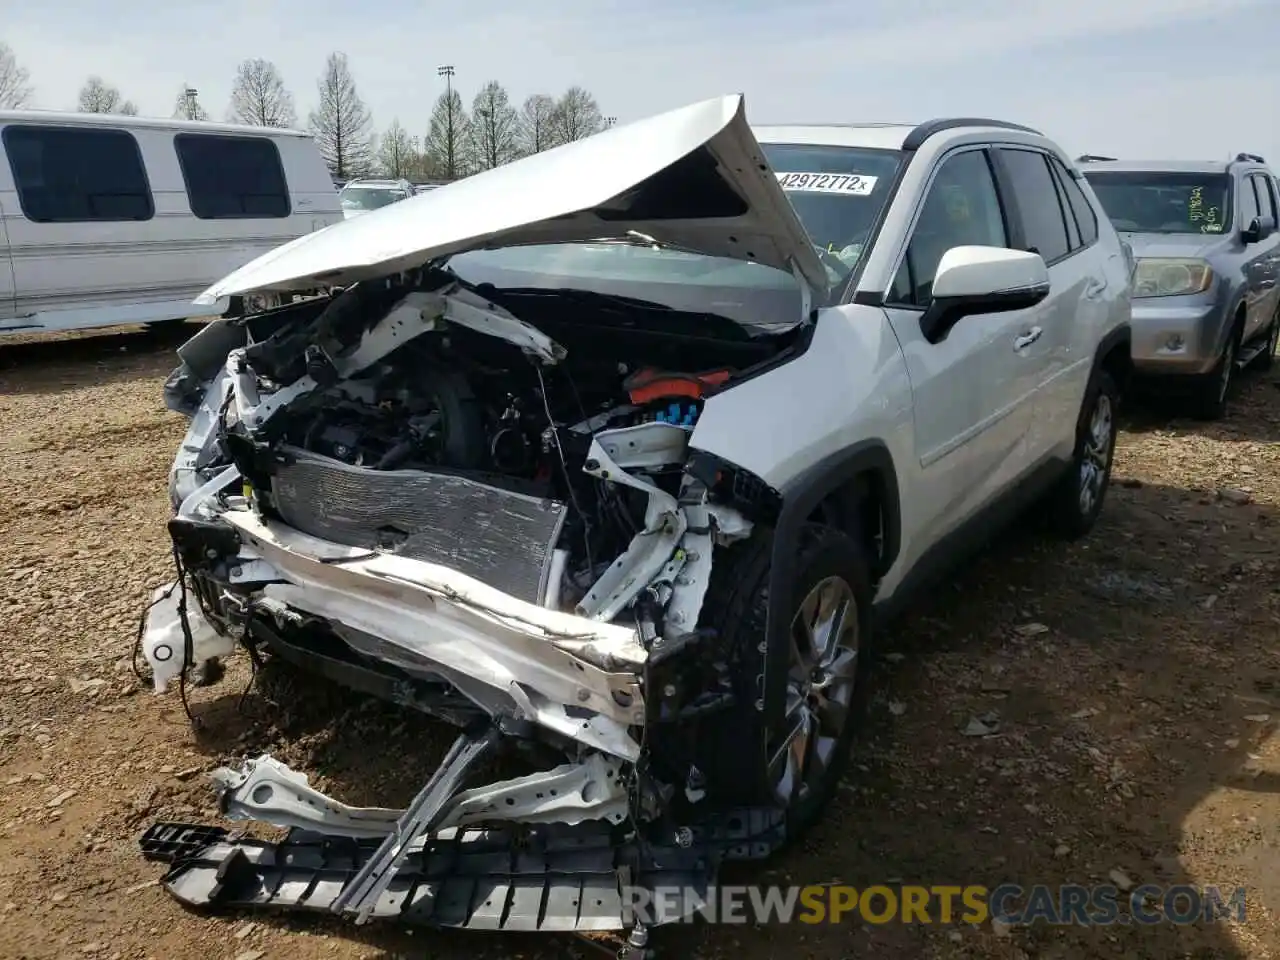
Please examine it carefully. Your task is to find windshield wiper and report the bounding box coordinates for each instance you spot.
[582,230,710,258]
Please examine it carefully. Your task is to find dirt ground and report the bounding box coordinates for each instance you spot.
[0,324,1278,960]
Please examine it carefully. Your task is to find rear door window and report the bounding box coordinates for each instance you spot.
[174,133,290,219]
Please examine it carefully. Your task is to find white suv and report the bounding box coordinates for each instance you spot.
[141,96,1132,934]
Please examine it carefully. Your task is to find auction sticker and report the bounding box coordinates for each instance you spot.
[776,172,878,195]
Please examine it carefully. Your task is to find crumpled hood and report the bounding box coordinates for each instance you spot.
[195,94,827,306]
[1120,231,1226,260]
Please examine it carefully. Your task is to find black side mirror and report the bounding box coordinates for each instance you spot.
[1242,215,1276,244]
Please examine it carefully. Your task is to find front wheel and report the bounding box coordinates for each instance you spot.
[1254,308,1279,372]
[695,524,873,841]
[1047,369,1119,539]
[1193,333,1238,420]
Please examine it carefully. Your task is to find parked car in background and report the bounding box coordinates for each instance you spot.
[143,97,1132,935]
[1082,154,1280,418]
[337,177,414,218]
[0,112,343,338]
[411,182,444,194]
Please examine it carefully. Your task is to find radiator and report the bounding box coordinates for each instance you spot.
[269,448,568,604]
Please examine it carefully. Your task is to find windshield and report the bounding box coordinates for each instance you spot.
[340,187,408,211]
[1083,171,1232,235]
[762,142,903,289]
[446,143,902,323]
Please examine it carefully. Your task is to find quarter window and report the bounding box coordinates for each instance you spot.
[1250,174,1277,221]
[1,125,153,223]
[999,149,1070,263]
[1240,175,1262,225]
[1053,168,1081,250]
[1050,156,1099,246]
[174,133,290,219]
[888,149,1008,306]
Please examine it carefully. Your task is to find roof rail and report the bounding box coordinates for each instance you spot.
[1234,152,1266,164]
[902,118,1041,151]
[1076,154,1116,163]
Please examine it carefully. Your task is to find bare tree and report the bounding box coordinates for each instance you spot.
[376,119,416,177]
[551,86,603,144]
[173,84,209,121]
[228,58,296,127]
[77,76,138,116]
[516,94,557,155]
[423,88,469,181]
[0,41,33,109]
[468,81,519,171]
[307,52,373,179]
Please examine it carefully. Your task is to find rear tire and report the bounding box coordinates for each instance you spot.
[1047,369,1119,539]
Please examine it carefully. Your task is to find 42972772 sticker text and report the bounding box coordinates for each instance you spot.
[776,172,879,195]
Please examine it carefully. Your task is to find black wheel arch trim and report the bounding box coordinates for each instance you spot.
[1092,322,1131,384]
[760,439,901,732]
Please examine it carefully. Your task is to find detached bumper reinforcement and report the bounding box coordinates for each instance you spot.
[139,810,785,932]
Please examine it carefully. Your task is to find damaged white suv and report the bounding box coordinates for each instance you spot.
[139,96,1132,939]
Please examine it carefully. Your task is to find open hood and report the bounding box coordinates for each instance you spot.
[194,94,827,305]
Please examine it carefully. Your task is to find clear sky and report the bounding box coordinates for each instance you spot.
[6,0,1279,162]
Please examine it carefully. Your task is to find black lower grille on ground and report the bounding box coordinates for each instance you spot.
[141,809,785,932]
[270,449,567,604]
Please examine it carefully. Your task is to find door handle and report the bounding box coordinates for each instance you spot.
[1013,327,1043,350]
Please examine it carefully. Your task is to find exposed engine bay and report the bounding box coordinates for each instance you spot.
[165,270,795,632]
[152,265,798,770]
[252,306,736,614]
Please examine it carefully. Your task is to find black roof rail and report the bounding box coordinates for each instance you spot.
[1234,152,1266,164]
[1076,154,1116,163]
[902,118,1042,151]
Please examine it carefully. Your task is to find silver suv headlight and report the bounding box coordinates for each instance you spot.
[1133,258,1214,298]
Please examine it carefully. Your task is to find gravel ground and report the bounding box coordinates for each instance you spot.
[0,324,1278,960]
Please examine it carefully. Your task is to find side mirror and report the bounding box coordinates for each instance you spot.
[1242,215,1275,244]
[920,246,1050,343]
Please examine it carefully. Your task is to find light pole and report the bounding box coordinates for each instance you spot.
[437,65,457,180]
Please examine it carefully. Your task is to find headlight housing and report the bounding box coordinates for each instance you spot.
[1133,258,1214,298]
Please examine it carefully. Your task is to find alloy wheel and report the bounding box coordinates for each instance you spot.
[769,576,860,806]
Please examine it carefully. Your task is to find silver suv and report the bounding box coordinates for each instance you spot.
[1082,154,1280,418]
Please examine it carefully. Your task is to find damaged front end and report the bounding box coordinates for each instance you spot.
[136,92,830,940]
[139,267,798,933]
